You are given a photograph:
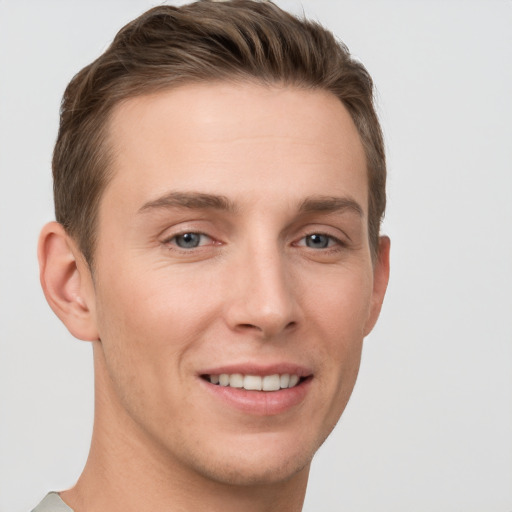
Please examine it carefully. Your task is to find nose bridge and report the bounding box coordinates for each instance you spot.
[226,236,297,337]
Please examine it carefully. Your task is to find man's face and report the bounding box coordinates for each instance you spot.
[87,82,387,485]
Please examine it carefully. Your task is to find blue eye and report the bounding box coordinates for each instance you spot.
[172,233,205,249]
[304,234,332,249]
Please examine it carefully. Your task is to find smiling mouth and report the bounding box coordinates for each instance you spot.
[201,373,307,391]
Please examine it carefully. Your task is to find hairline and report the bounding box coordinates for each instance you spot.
[77,77,379,270]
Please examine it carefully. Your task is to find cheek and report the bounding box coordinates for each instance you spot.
[305,263,373,341]
[92,269,212,421]
[92,260,226,399]
[304,265,373,405]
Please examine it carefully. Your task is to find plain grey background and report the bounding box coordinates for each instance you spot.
[0,1,511,511]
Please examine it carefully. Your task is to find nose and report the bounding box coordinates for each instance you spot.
[224,243,299,339]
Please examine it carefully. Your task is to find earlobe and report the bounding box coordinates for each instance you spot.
[363,236,391,336]
[38,221,99,341]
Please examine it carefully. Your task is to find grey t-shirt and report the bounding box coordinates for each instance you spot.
[31,493,73,512]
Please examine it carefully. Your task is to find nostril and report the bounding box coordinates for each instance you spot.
[236,320,297,334]
[238,323,260,330]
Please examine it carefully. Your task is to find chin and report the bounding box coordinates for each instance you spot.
[193,450,312,488]
[171,426,332,488]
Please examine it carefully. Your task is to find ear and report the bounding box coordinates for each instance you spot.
[38,221,99,341]
[363,236,390,336]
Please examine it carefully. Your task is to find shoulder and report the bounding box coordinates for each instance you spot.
[31,492,73,512]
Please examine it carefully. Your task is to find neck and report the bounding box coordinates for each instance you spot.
[61,343,310,512]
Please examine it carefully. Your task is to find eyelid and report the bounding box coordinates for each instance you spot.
[294,233,345,248]
[163,231,216,247]
[157,218,219,243]
[293,221,350,243]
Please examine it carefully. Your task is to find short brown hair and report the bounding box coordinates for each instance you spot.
[53,0,386,265]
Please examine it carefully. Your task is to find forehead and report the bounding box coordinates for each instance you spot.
[103,82,368,213]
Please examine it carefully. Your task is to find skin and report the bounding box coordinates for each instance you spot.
[39,82,390,512]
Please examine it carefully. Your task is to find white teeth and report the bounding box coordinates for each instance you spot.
[229,373,243,388]
[262,374,281,391]
[208,373,302,391]
[244,375,262,390]
[280,374,290,389]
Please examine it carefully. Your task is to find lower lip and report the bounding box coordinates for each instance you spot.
[200,377,312,416]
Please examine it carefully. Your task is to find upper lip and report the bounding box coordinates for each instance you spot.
[198,363,313,377]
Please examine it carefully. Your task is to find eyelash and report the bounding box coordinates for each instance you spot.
[163,232,215,250]
[295,233,346,251]
[162,231,346,253]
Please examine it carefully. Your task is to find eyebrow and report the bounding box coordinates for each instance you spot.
[138,191,237,214]
[138,191,363,217]
[298,195,364,217]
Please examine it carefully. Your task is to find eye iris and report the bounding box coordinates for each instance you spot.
[306,234,329,248]
[175,233,201,248]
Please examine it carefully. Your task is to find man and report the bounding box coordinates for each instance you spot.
[35,1,390,510]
